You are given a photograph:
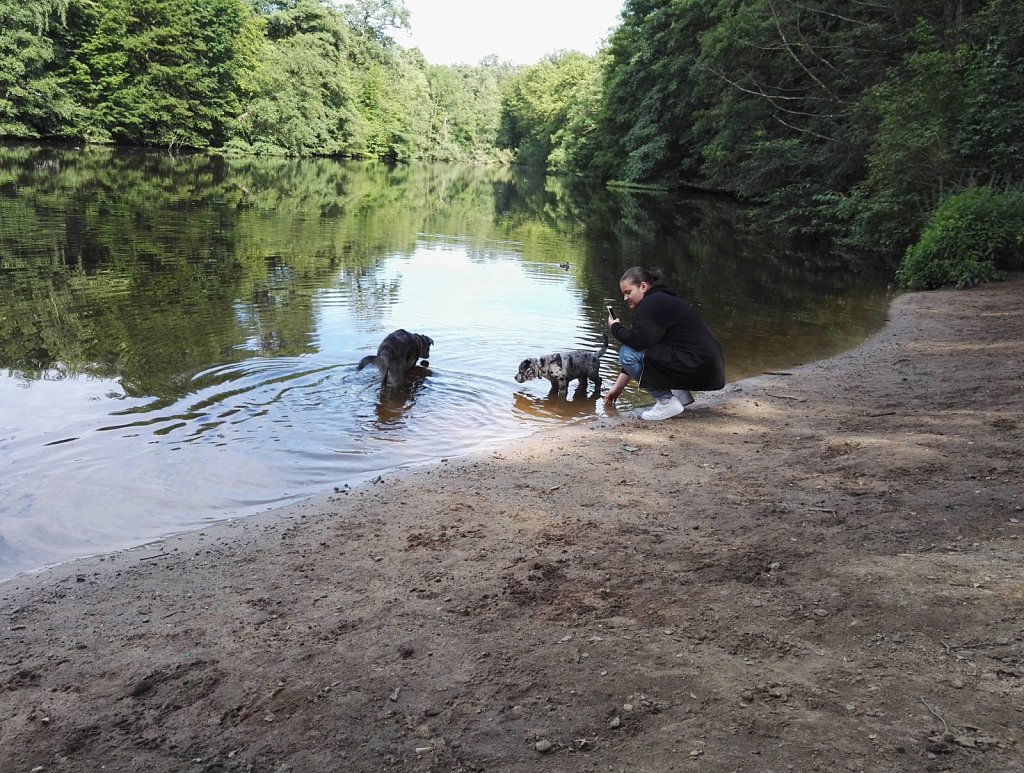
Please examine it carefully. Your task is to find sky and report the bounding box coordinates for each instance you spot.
[394,0,625,67]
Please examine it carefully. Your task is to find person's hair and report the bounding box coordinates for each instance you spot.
[620,266,660,286]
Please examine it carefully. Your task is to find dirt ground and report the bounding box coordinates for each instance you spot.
[2,275,1022,773]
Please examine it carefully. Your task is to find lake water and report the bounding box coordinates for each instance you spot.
[0,145,892,579]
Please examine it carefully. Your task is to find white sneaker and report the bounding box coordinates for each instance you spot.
[672,389,694,406]
[641,396,685,421]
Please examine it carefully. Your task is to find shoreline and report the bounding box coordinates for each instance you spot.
[2,276,1022,772]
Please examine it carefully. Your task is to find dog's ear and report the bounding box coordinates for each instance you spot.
[419,335,434,358]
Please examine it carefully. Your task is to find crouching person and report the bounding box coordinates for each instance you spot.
[604,266,725,420]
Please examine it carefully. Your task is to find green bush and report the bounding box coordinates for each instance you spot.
[897,186,1024,290]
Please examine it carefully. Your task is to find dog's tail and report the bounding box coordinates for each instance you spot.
[357,355,394,389]
[597,332,609,358]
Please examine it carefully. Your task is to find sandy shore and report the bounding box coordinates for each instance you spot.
[2,275,1022,773]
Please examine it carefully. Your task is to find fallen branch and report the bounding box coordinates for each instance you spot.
[920,697,950,734]
[765,392,807,402]
[943,640,997,650]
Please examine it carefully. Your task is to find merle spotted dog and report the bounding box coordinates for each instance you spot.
[514,333,608,395]
[357,329,434,390]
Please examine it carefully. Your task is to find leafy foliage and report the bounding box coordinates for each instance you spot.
[345,39,430,161]
[596,0,717,185]
[64,0,258,147]
[897,186,1024,290]
[0,0,79,137]
[590,0,1023,282]
[228,0,358,155]
[341,0,410,46]
[848,2,1024,255]
[498,52,602,171]
[423,58,515,163]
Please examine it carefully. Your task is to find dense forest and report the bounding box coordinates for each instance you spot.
[2,0,1021,287]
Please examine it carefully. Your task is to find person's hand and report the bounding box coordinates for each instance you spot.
[603,372,630,407]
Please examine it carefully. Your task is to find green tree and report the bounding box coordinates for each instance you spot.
[848,1,1024,254]
[422,58,514,163]
[229,0,360,155]
[595,0,717,185]
[499,51,600,170]
[594,0,1021,276]
[233,1,433,160]
[67,0,260,148]
[0,0,80,137]
[341,0,410,46]
[346,40,430,160]
[691,0,927,221]
[546,52,606,175]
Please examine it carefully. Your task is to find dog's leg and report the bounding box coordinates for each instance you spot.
[547,377,560,394]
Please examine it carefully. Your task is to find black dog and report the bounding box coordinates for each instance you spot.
[514,333,608,394]
[357,329,434,390]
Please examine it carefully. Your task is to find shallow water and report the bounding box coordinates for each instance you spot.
[0,147,891,578]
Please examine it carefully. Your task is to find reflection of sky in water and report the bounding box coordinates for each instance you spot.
[315,244,596,358]
[0,243,624,581]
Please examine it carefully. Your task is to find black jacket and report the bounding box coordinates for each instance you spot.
[611,283,725,391]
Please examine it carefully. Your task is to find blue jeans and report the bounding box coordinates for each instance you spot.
[618,345,673,401]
